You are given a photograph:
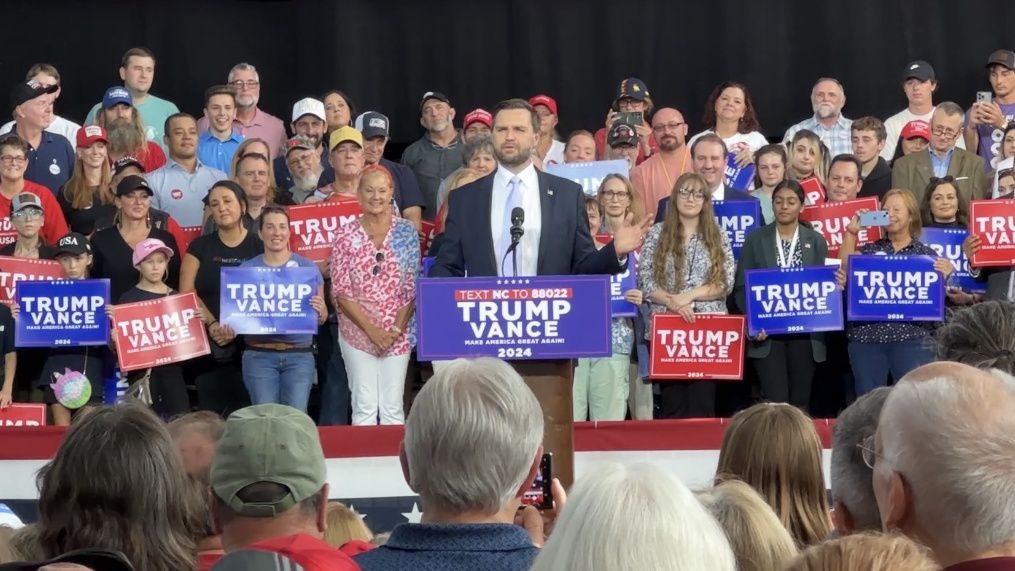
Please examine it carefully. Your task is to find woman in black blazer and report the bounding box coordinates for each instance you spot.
[733,180,830,410]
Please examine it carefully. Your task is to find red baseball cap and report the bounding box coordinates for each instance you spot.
[463,108,493,130]
[528,94,558,116]
[76,125,108,148]
[901,119,931,141]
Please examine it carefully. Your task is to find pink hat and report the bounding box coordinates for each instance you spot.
[132,238,174,267]
[901,120,931,141]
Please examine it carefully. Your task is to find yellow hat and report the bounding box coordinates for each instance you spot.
[329,126,363,151]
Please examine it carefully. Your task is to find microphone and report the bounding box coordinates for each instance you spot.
[509,207,525,247]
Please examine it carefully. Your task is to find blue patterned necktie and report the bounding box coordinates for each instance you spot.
[499,176,522,274]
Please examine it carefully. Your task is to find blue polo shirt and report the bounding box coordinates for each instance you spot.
[354,523,538,571]
[197,130,245,173]
[148,159,228,227]
[23,131,74,194]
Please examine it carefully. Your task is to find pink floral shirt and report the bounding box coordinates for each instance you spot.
[330,216,419,356]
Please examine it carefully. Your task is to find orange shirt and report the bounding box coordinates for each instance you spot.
[629,148,692,221]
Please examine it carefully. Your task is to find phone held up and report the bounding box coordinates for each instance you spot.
[614,111,643,128]
[977,91,993,104]
[859,210,890,228]
[521,453,553,510]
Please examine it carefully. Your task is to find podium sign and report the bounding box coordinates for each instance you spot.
[416,275,612,361]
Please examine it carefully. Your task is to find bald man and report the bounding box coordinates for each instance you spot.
[630,107,692,220]
[874,361,1015,570]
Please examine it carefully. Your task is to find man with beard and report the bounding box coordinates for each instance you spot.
[0,64,80,148]
[783,78,853,157]
[355,111,424,228]
[630,107,692,219]
[148,113,228,227]
[96,86,166,172]
[402,92,465,221]
[283,135,323,204]
[197,63,287,159]
[654,134,756,222]
[273,97,331,191]
[430,98,648,277]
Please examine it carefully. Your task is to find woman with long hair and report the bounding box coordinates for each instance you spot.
[734,180,829,410]
[751,144,788,224]
[691,81,767,169]
[58,126,115,235]
[35,404,202,571]
[715,403,831,548]
[639,172,735,418]
[788,130,829,204]
[323,90,356,133]
[920,176,969,228]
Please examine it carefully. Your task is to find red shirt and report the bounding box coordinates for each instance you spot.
[594,125,659,165]
[0,180,70,247]
[140,141,167,172]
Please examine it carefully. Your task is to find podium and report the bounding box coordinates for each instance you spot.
[511,360,575,488]
[416,274,614,491]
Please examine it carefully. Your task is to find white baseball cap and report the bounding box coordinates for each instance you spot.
[291,98,326,123]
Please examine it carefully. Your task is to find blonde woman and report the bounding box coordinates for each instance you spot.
[715,403,831,547]
[787,129,829,204]
[785,532,939,571]
[429,167,482,259]
[323,502,374,548]
[573,174,643,420]
[696,479,798,571]
[639,172,735,418]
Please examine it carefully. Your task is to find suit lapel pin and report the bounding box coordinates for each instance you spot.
[547,188,554,196]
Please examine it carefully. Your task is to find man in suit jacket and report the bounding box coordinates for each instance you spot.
[654,133,756,222]
[892,102,990,204]
[430,99,649,277]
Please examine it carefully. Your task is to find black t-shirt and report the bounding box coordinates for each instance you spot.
[187,231,262,318]
[91,226,182,304]
[0,304,13,357]
[56,186,117,236]
[0,243,56,259]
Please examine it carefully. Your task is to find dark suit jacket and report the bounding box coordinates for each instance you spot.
[732,222,829,361]
[891,147,989,204]
[974,266,1012,301]
[654,185,755,223]
[429,170,625,277]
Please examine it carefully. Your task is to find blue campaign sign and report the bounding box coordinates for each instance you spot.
[421,256,435,277]
[15,279,110,347]
[416,275,612,360]
[713,199,763,260]
[220,267,320,335]
[920,227,986,294]
[847,255,945,321]
[744,266,843,336]
[610,251,638,317]
[545,159,629,196]
[725,153,756,191]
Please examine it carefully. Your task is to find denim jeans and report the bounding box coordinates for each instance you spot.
[241,350,316,412]
[317,321,351,425]
[848,336,934,397]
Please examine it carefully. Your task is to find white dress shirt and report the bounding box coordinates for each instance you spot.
[711,182,726,201]
[491,162,542,276]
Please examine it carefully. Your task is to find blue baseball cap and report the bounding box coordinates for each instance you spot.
[102,86,132,109]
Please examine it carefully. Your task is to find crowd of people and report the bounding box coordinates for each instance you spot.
[0,44,1013,431]
[4,296,1015,569]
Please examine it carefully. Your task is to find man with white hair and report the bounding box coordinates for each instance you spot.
[197,63,287,158]
[354,357,545,570]
[783,78,853,157]
[873,361,1015,569]
[829,386,890,535]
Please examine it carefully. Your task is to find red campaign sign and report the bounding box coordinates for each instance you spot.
[110,292,210,372]
[969,200,1015,267]
[800,177,827,205]
[420,220,436,257]
[0,403,46,427]
[0,217,16,248]
[0,256,64,305]
[288,201,363,262]
[178,226,203,254]
[649,314,745,380]
[801,197,882,257]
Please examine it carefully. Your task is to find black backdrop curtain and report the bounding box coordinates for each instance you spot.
[3,0,1014,147]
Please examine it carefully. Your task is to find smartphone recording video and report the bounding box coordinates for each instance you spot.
[521,453,553,510]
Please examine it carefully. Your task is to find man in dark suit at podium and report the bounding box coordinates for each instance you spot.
[429,98,650,278]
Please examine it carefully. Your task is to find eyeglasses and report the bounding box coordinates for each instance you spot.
[857,435,882,470]
[372,251,385,276]
[653,122,686,133]
[11,210,41,221]
[931,126,960,139]
[0,155,26,165]
[677,188,706,200]
[602,190,630,201]
[231,80,260,89]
